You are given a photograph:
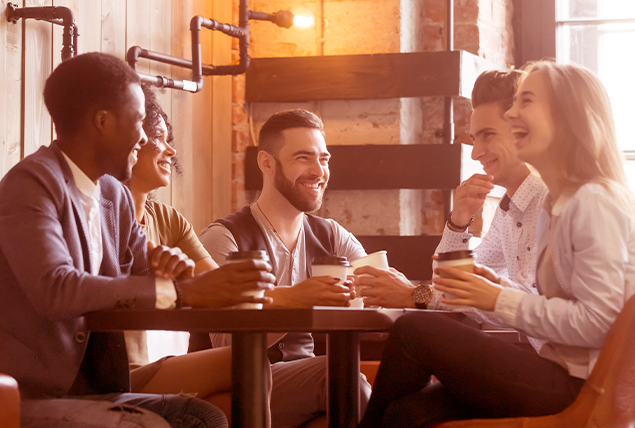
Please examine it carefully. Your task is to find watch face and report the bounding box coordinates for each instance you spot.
[413,285,432,303]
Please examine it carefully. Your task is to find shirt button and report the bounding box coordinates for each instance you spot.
[517,222,522,227]
[278,342,285,349]
[75,332,86,343]
[462,239,468,243]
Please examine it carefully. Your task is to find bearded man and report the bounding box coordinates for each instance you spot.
[199,109,372,428]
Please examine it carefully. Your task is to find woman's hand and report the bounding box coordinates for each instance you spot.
[432,265,503,311]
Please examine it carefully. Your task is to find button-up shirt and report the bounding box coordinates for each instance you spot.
[430,174,547,339]
[61,152,176,316]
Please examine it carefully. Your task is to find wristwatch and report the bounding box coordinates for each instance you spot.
[412,284,433,309]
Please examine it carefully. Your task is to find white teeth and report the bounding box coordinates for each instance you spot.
[303,183,320,189]
[511,127,528,139]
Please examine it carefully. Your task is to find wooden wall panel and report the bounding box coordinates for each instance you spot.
[188,0,213,233]
[23,0,53,157]
[150,0,173,205]
[100,0,125,56]
[126,0,151,74]
[0,0,225,235]
[170,0,196,228]
[170,0,218,234]
[0,0,23,176]
[210,0,232,222]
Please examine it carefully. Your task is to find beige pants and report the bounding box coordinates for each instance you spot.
[270,355,371,428]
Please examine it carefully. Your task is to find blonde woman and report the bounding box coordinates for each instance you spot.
[359,61,635,427]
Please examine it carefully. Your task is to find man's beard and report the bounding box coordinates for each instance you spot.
[274,158,326,213]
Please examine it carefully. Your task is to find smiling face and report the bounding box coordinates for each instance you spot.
[131,115,176,192]
[505,71,557,172]
[98,83,147,181]
[272,127,330,213]
[469,102,527,189]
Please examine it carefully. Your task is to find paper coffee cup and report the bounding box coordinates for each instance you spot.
[311,256,350,283]
[350,251,389,308]
[350,250,389,271]
[435,250,475,308]
[311,256,352,307]
[226,250,269,309]
[436,250,475,275]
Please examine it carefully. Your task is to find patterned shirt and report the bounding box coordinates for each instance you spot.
[430,173,547,332]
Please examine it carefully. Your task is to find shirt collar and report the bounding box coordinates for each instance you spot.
[60,151,100,200]
[508,173,547,213]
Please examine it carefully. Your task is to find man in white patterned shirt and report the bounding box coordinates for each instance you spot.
[355,70,547,318]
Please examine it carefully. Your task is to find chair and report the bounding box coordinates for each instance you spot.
[437,294,635,428]
[0,372,20,428]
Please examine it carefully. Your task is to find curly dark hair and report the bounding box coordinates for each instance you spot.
[140,82,182,175]
[44,52,140,137]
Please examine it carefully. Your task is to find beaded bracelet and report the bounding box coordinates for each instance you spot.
[447,210,474,232]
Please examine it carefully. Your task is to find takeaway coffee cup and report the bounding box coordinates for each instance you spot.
[311,256,350,282]
[436,250,475,274]
[311,256,352,307]
[226,250,269,309]
[435,250,475,308]
[350,250,390,308]
[350,250,389,272]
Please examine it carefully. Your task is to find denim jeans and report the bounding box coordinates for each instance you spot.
[22,392,228,428]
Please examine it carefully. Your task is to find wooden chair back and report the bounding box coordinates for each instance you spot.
[0,372,20,428]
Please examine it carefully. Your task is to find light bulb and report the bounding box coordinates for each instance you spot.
[292,8,315,29]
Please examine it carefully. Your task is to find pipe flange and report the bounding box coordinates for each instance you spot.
[7,2,19,24]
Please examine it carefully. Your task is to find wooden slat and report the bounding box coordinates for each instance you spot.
[210,0,232,221]
[0,0,23,176]
[244,144,462,191]
[246,50,503,102]
[149,0,172,205]
[356,235,441,281]
[100,0,125,56]
[170,0,214,234]
[23,0,53,157]
[169,0,194,225]
[126,0,151,74]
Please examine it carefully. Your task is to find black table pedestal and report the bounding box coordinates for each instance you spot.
[327,331,360,428]
[232,332,268,428]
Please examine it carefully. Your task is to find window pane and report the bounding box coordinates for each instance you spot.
[557,22,635,151]
[558,0,635,21]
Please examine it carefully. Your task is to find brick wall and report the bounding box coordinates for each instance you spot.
[229,0,514,238]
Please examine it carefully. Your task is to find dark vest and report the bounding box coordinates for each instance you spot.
[221,205,336,363]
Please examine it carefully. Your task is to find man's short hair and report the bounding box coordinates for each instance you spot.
[258,109,325,156]
[471,69,525,113]
[44,52,141,137]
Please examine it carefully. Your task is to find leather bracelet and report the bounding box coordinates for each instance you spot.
[173,280,183,309]
[447,210,474,232]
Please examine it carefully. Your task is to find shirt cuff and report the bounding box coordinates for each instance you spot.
[493,288,525,328]
[155,278,178,309]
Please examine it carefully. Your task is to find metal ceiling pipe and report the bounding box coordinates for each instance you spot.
[6,2,77,61]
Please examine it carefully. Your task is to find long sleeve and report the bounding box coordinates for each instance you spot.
[495,185,635,349]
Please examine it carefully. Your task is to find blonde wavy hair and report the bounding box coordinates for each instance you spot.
[523,61,635,215]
